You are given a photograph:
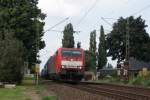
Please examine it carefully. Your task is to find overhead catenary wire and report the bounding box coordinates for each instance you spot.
[132,4,150,16]
[44,17,69,33]
[101,3,150,68]
[101,17,113,27]
[77,0,100,25]
[46,29,81,35]
[101,3,150,27]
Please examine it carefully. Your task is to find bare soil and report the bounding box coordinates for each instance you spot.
[44,81,112,100]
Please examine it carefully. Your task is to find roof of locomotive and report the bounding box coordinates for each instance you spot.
[57,47,84,51]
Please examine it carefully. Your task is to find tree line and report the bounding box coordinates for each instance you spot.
[0,0,45,83]
[1,0,150,83]
[62,16,150,72]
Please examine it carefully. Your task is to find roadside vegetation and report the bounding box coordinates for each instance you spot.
[96,71,150,87]
[0,86,29,100]
[42,96,58,100]
[0,0,45,84]
[0,76,57,100]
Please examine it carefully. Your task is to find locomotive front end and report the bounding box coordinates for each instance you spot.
[60,48,85,81]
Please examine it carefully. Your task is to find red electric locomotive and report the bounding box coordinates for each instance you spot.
[45,48,85,81]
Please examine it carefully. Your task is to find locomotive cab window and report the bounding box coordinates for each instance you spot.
[62,50,82,57]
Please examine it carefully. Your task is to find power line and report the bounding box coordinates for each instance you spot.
[77,0,100,25]
[44,17,69,33]
[101,18,118,20]
[101,17,113,27]
[132,4,150,15]
[48,29,81,34]
[101,3,150,27]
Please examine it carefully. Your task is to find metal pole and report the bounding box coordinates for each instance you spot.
[125,17,130,81]
[126,18,130,62]
[36,19,40,85]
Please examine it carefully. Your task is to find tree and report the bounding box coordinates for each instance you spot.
[0,30,24,83]
[62,23,75,48]
[84,50,91,71]
[106,16,150,64]
[89,30,97,72]
[97,25,107,69]
[0,0,46,72]
[77,42,81,48]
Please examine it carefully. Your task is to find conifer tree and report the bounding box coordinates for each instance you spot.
[62,23,75,48]
[89,30,97,72]
[98,26,107,69]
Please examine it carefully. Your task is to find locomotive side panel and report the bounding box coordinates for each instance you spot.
[48,56,56,74]
[55,50,62,73]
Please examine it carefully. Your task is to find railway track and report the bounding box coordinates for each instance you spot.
[42,80,150,100]
[67,82,150,100]
[80,82,150,95]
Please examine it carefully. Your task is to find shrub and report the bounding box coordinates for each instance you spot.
[128,76,144,85]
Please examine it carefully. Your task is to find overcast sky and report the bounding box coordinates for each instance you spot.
[38,0,150,69]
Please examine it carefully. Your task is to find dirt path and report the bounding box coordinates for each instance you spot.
[25,86,41,100]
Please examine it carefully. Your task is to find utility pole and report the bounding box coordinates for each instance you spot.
[124,17,130,81]
[35,19,40,85]
[125,18,130,63]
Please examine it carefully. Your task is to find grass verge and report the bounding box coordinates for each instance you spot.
[0,86,30,100]
[0,76,57,100]
[42,96,58,100]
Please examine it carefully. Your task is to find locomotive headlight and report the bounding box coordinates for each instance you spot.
[79,67,82,69]
[62,65,65,68]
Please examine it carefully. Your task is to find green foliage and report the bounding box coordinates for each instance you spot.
[128,76,144,85]
[62,23,74,48]
[84,50,91,71]
[0,86,28,100]
[88,30,97,72]
[42,96,57,100]
[0,31,24,83]
[97,25,107,69]
[89,30,96,54]
[106,16,150,63]
[128,74,150,86]
[84,50,96,71]
[77,42,81,48]
[143,79,150,86]
[0,0,46,73]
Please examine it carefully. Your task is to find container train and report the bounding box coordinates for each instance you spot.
[41,48,85,81]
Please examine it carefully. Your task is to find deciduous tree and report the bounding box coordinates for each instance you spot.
[106,16,150,63]
[0,0,46,73]
[0,30,24,83]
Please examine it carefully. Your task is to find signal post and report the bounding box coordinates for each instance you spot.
[35,64,40,85]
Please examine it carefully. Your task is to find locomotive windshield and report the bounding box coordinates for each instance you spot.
[62,50,82,57]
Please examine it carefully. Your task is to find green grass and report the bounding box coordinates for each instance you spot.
[96,74,150,87]
[0,77,33,100]
[42,96,58,100]
[0,76,58,100]
[0,86,30,100]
